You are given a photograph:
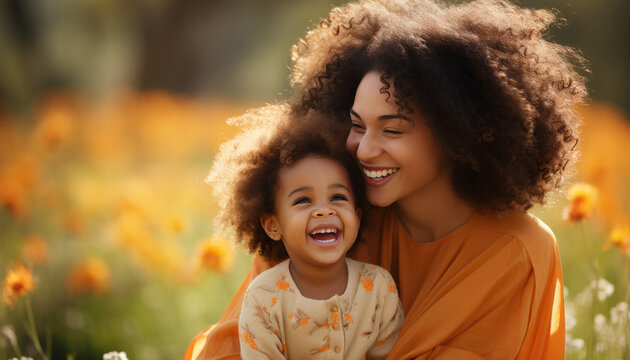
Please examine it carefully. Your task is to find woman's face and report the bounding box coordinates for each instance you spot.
[346,70,448,207]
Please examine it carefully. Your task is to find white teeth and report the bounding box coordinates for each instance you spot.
[364,168,398,179]
[309,228,337,235]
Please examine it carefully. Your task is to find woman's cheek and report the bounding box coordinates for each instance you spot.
[346,132,360,157]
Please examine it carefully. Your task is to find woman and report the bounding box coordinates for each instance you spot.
[184,0,586,358]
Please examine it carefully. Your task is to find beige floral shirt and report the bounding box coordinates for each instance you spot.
[238,258,404,360]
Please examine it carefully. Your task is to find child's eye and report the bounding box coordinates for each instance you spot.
[331,194,348,201]
[292,197,310,206]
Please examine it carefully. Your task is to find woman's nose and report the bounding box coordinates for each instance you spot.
[355,132,381,161]
[313,207,337,217]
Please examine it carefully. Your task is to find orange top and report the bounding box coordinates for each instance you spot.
[183,207,565,359]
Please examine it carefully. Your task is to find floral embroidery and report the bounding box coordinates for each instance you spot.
[301,318,309,326]
[377,332,393,346]
[277,275,290,290]
[239,331,257,350]
[389,283,396,293]
[318,345,330,352]
[331,312,340,325]
[345,314,353,324]
[270,296,277,307]
[361,278,374,292]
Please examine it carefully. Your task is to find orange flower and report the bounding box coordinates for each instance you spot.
[345,314,353,324]
[22,234,48,265]
[197,237,235,273]
[607,225,630,254]
[67,257,110,295]
[276,279,290,290]
[563,183,598,223]
[361,278,374,292]
[300,318,309,326]
[318,345,330,353]
[0,176,27,219]
[377,332,393,346]
[2,262,35,308]
[389,283,397,293]
[239,331,257,350]
[270,296,277,307]
[331,312,340,325]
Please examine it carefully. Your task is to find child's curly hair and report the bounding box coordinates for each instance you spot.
[290,0,588,211]
[207,103,366,262]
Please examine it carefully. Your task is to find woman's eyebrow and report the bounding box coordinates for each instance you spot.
[350,108,409,121]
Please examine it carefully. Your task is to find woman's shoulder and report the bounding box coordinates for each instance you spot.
[474,210,558,269]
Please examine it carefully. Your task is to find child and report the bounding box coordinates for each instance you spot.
[207,104,404,359]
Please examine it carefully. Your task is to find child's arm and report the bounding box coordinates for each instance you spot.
[366,270,404,360]
[238,287,287,360]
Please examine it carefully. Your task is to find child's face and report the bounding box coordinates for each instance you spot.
[262,155,360,270]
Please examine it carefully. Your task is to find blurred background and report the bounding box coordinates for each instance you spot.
[0,0,629,359]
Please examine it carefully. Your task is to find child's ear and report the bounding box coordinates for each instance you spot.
[260,215,282,241]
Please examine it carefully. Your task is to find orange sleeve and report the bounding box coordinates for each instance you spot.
[183,255,274,360]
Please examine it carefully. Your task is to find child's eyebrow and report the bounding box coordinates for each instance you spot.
[287,184,350,198]
[350,108,410,122]
[287,186,311,198]
[330,184,351,192]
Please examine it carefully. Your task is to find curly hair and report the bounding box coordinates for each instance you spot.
[207,103,367,262]
[290,0,588,211]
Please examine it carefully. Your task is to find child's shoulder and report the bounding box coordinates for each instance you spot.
[246,259,293,297]
[347,258,397,294]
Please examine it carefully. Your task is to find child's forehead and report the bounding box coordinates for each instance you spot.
[277,155,352,190]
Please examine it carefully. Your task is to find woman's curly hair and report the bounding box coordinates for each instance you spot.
[290,0,588,211]
[207,103,366,262]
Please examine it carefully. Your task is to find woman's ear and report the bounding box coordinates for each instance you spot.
[260,215,282,241]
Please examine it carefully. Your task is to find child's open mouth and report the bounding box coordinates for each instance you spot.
[309,227,341,248]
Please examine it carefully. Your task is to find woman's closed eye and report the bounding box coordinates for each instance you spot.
[350,122,366,132]
[331,194,348,201]
[384,128,403,135]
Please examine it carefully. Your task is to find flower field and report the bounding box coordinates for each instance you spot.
[1,93,630,359]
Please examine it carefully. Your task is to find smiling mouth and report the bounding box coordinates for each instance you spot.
[309,227,340,246]
[363,168,399,182]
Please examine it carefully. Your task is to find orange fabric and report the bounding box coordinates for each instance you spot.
[183,207,565,359]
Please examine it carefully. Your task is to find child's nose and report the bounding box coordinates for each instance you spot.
[313,208,337,217]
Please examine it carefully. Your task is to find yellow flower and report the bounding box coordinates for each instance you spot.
[607,225,630,255]
[563,183,598,223]
[67,257,110,295]
[2,262,36,308]
[22,234,48,265]
[197,237,235,273]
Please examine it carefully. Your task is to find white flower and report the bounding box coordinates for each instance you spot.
[565,305,577,331]
[103,351,129,360]
[611,301,629,325]
[0,325,17,346]
[592,278,615,302]
[594,313,607,332]
[565,334,585,353]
